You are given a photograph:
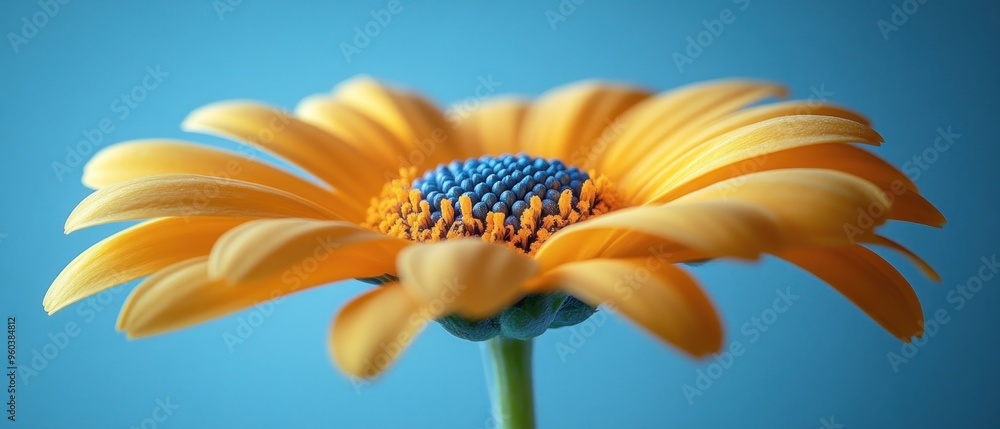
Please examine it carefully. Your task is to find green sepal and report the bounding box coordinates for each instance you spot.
[498,293,569,340]
[436,292,598,342]
[547,295,596,329]
[437,314,501,342]
[356,274,399,285]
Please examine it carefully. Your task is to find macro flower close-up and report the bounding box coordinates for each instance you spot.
[46,75,943,427]
[5,2,998,428]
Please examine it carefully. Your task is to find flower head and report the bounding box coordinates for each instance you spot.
[47,76,944,379]
[366,154,621,255]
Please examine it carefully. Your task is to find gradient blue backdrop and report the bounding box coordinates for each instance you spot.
[2,1,998,428]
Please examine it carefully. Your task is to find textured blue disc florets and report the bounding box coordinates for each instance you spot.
[411,154,590,229]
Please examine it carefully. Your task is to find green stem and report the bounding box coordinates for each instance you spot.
[483,337,536,429]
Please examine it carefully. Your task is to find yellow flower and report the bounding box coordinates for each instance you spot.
[46,76,944,379]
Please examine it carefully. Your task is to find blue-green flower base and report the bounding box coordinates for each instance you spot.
[356,275,596,341]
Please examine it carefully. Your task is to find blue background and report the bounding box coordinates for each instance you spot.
[2,1,998,428]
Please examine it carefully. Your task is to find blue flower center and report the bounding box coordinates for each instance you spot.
[366,153,621,255]
[411,154,591,231]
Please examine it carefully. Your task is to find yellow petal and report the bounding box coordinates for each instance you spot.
[862,235,941,281]
[531,259,722,357]
[452,97,529,157]
[208,218,409,284]
[648,142,944,227]
[648,141,939,227]
[83,140,360,222]
[681,101,872,150]
[331,282,428,378]
[332,76,460,169]
[885,190,946,227]
[181,101,383,205]
[295,96,410,171]
[638,116,884,203]
[333,77,438,148]
[119,245,389,339]
[534,201,781,271]
[776,245,923,340]
[45,217,247,314]
[396,240,538,320]
[118,258,294,338]
[117,257,209,336]
[66,174,336,233]
[519,81,650,162]
[599,80,786,178]
[671,169,891,247]
[641,132,884,205]
[661,143,914,198]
